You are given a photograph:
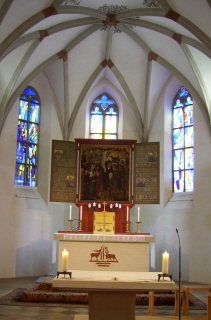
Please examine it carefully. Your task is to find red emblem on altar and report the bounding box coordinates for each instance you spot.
[89,245,118,267]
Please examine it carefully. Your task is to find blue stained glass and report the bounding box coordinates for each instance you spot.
[19,99,28,120]
[174,99,183,109]
[173,128,184,149]
[185,148,194,169]
[94,94,114,110]
[184,96,193,105]
[105,115,117,134]
[28,123,39,144]
[90,93,118,140]
[27,144,37,165]
[14,164,25,185]
[16,142,26,163]
[25,166,37,187]
[174,171,184,192]
[174,149,184,170]
[17,120,27,141]
[185,170,194,191]
[173,108,183,127]
[106,107,117,114]
[91,106,103,114]
[184,105,193,125]
[184,126,194,147]
[29,103,40,123]
[90,114,103,133]
[23,87,37,96]
[15,86,40,187]
[178,87,188,97]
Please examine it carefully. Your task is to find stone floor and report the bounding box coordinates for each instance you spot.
[0,276,208,319]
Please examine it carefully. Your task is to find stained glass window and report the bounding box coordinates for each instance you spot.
[173,87,194,192]
[14,86,40,186]
[90,94,118,139]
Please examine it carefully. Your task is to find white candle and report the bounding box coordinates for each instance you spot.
[138,207,140,222]
[126,206,129,221]
[80,206,83,220]
[93,202,96,207]
[69,205,72,220]
[115,203,118,207]
[162,251,169,274]
[110,204,113,209]
[119,204,122,208]
[98,203,101,208]
[62,249,69,271]
[88,203,91,208]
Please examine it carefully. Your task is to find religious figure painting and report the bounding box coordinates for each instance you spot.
[78,142,132,202]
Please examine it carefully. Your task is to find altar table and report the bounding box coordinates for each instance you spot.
[53,270,175,320]
[54,233,154,272]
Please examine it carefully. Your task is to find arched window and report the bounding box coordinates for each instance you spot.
[14,86,40,186]
[173,87,194,192]
[90,93,118,139]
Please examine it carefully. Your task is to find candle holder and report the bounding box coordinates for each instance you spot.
[136,221,142,233]
[158,273,173,281]
[68,219,73,231]
[78,220,83,232]
[125,221,130,233]
[57,270,72,278]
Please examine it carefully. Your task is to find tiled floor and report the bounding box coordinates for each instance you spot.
[0,277,208,319]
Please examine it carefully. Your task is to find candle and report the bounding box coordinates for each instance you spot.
[162,251,169,274]
[69,205,72,220]
[93,202,96,207]
[138,207,140,222]
[80,206,83,220]
[119,204,122,208]
[62,249,69,271]
[88,203,91,208]
[110,204,113,209]
[98,203,101,208]
[126,206,129,221]
[115,203,118,207]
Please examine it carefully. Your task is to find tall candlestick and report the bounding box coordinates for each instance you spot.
[69,205,72,220]
[80,206,83,220]
[162,251,169,274]
[62,249,69,271]
[126,206,129,221]
[138,207,140,222]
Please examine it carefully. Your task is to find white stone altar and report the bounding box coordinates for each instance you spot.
[53,233,154,272]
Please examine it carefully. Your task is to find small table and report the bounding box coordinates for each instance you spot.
[53,270,175,320]
[182,285,211,316]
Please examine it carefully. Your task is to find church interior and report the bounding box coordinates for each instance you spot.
[0,0,211,319]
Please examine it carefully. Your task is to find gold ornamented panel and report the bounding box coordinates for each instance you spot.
[94,211,115,234]
[50,140,77,203]
[134,142,160,204]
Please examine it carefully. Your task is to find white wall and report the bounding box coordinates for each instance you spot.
[0,75,211,284]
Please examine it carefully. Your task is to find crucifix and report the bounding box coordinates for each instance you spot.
[102,201,107,211]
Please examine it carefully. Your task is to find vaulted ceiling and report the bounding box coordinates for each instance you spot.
[1,0,211,140]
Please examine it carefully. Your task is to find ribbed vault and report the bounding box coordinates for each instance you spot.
[0,0,211,138]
